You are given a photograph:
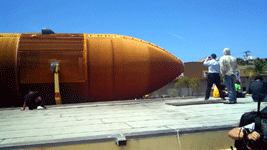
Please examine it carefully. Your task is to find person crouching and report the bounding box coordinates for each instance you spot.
[21,90,46,111]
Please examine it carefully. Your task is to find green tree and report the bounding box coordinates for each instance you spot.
[237,58,246,65]
[175,76,190,96]
[189,78,200,96]
[170,89,177,97]
[244,67,259,82]
[254,58,263,72]
[263,59,267,73]
[262,64,267,73]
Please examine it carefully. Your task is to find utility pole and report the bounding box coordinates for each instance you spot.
[243,51,250,65]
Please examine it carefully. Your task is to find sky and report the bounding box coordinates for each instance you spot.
[1,0,266,63]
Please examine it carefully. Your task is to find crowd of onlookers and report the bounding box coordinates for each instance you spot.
[203,48,266,104]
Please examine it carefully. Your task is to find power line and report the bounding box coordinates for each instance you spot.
[243,51,250,60]
[243,51,251,65]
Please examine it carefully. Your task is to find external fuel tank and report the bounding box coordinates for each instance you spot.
[0,31,184,107]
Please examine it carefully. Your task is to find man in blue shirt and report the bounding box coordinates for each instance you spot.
[203,53,225,100]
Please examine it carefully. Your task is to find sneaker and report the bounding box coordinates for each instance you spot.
[37,106,46,110]
[204,98,209,101]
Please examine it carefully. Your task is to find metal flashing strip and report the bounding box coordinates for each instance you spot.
[166,100,225,106]
[0,125,235,150]
[0,134,117,150]
[127,125,235,140]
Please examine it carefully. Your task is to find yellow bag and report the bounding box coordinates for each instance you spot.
[213,85,220,98]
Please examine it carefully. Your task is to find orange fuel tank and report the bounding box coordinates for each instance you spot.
[0,32,184,107]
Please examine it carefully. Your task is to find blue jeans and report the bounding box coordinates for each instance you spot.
[224,74,236,102]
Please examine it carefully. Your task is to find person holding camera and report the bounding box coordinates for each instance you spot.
[228,105,267,149]
[228,122,262,149]
[203,53,225,101]
[229,124,261,141]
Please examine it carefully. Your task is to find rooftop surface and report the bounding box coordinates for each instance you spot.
[1,96,266,149]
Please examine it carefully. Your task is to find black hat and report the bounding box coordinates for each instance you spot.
[255,75,263,81]
[211,53,217,59]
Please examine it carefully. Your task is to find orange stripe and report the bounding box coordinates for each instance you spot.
[55,93,60,98]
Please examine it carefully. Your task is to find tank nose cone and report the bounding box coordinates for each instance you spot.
[87,34,185,101]
[148,47,184,91]
[107,37,184,100]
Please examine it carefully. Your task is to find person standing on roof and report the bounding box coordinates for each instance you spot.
[203,53,225,101]
[219,48,238,104]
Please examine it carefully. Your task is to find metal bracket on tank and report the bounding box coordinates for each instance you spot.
[50,61,61,104]
[50,61,59,73]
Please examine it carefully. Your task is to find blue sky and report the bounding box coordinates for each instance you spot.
[1,0,266,63]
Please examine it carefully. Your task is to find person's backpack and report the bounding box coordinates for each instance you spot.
[235,99,267,150]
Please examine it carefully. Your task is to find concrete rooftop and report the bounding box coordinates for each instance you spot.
[1,96,266,149]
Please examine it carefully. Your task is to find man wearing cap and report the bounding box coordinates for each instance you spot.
[219,48,238,104]
[203,53,225,101]
[249,75,267,102]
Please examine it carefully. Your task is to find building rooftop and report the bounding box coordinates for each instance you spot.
[1,96,265,149]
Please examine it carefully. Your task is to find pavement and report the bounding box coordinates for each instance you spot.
[1,96,266,149]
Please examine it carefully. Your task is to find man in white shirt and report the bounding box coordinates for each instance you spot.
[203,53,225,100]
[219,48,238,104]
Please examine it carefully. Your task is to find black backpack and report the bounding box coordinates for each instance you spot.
[235,100,267,150]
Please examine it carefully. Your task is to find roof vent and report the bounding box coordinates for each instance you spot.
[42,28,55,35]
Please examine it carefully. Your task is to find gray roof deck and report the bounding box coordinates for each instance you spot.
[1,96,265,149]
